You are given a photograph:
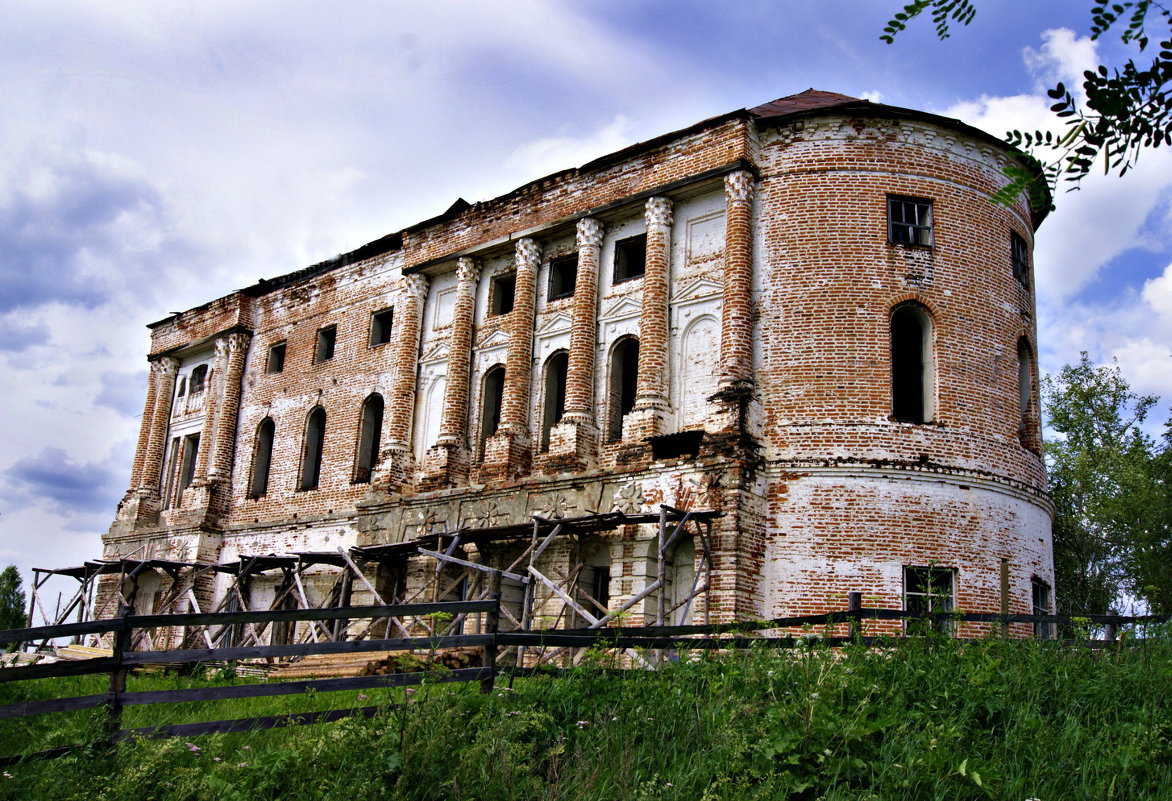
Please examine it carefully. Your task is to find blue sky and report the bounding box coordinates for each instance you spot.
[2,1,1171,593]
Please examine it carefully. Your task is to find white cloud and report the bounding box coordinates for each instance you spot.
[1023,28,1100,101]
[503,116,636,190]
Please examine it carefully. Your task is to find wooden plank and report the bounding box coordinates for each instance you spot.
[123,633,496,666]
[527,566,598,625]
[0,656,118,683]
[417,548,527,584]
[0,692,110,718]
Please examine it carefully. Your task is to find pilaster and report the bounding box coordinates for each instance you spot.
[377,273,429,491]
[423,257,479,488]
[628,196,673,441]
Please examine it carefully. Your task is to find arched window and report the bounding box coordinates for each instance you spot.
[540,351,569,452]
[354,394,384,484]
[1016,337,1033,423]
[480,365,506,448]
[249,418,275,498]
[607,337,639,441]
[189,364,208,395]
[890,304,934,423]
[299,407,326,490]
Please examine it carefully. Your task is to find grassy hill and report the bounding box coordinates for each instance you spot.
[1,635,1170,800]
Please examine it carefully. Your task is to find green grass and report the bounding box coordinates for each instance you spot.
[1,636,1170,800]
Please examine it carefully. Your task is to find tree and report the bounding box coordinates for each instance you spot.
[1043,354,1172,615]
[883,1,1171,203]
[0,566,27,648]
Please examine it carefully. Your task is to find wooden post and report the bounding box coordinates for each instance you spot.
[999,558,1010,638]
[1105,616,1118,644]
[106,604,133,741]
[847,591,862,640]
[481,572,502,694]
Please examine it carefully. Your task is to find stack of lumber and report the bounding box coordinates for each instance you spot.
[360,648,482,676]
[54,644,113,661]
[272,651,402,679]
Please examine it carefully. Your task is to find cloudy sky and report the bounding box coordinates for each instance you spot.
[3,1,1171,597]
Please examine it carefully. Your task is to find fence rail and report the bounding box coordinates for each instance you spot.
[0,600,1167,766]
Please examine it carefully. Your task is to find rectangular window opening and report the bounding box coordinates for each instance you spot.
[314,326,337,363]
[1031,577,1053,639]
[613,234,647,283]
[904,565,955,635]
[491,274,516,316]
[267,342,286,374]
[888,195,933,247]
[178,433,201,495]
[1011,231,1030,286]
[369,308,394,347]
[548,254,578,300]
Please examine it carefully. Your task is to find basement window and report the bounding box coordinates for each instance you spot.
[266,342,286,374]
[548,254,578,300]
[490,274,516,316]
[887,195,933,247]
[369,308,394,346]
[613,234,647,283]
[314,326,337,363]
[904,566,955,634]
[1011,231,1030,286]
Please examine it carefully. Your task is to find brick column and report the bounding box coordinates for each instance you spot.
[548,219,602,470]
[377,272,428,490]
[630,196,673,439]
[485,237,539,479]
[207,332,251,498]
[138,356,179,495]
[423,257,479,488]
[719,170,755,389]
[129,362,161,492]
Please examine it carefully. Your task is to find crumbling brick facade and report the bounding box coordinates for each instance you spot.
[99,90,1054,638]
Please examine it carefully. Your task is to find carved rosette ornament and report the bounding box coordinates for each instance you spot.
[612,481,647,514]
[576,217,604,250]
[645,196,673,230]
[724,170,754,204]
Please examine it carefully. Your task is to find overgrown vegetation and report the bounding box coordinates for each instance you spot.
[2,636,1170,799]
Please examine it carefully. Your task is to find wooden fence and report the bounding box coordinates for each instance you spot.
[0,599,1167,766]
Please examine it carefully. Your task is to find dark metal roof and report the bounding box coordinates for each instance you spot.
[749,89,861,118]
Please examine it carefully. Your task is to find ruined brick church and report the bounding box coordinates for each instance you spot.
[90,89,1054,642]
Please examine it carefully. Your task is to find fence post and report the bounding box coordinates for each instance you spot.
[481,572,502,694]
[847,592,862,640]
[1105,617,1118,644]
[105,604,133,741]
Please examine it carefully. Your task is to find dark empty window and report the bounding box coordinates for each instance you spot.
[481,366,506,446]
[178,433,200,494]
[369,308,394,346]
[613,234,647,283]
[1011,231,1030,286]
[540,351,569,451]
[1032,577,1053,639]
[175,377,186,398]
[354,394,384,483]
[315,326,337,363]
[904,566,955,634]
[891,304,933,423]
[491,275,516,316]
[189,365,208,394]
[267,342,286,374]
[1017,337,1033,423]
[249,418,275,498]
[300,407,326,490]
[888,195,933,246]
[548,254,578,300]
[607,337,639,441]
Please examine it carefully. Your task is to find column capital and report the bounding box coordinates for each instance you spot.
[645,196,673,229]
[456,256,481,286]
[724,170,754,204]
[405,273,429,300]
[151,356,180,378]
[515,237,541,269]
[576,217,604,250]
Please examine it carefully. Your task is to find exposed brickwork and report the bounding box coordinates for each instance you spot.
[101,91,1056,641]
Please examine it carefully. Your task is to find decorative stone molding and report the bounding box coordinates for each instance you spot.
[456,256,480,286]
[576,217,604,250]
[405,272,429,300]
